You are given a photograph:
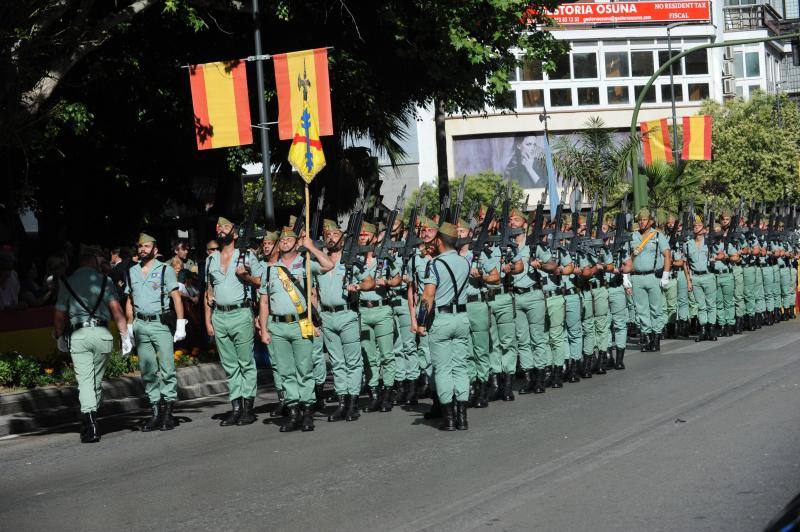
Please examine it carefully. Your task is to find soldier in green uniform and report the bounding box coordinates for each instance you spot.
[54,245,131,443]
[204,217,263,427]
[661,214,680,339]
[257,227,334,432]
[712,219,737,336]
[685,216,717,342]
[408,218,439,400]
[739,228,758,331]
[536,230,572,389]
[629,209,672,351]
[125,233,187,431]
[562,215,584,377]
[388,219,419,406]
[588,235,613,373]
[604,218,632,370]
[778,231,794,320]
[722,212,745,334]
[416,222,471,431]
[318,219,370,422]
[753,227,767,328]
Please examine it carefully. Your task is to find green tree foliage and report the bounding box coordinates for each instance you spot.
[682,91,800,203]
[404,173,524,221]
[640,160,700,214]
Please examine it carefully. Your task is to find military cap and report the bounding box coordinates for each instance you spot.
[361,221,377,235]
[456,218,469,230]
[217,216,233,227]
[262,231,279,242]
[280,226,298,239]
[510,207,525,220]
[323,219,341,232]
[137,232,156,245]
[636,207,651,220]
[438,222,459,238]
[419,216,437,229]
[720,208,732,217]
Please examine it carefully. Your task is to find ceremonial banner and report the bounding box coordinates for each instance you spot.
[681,115,712,161]
[189,61,252,150]
[640,119,673,165]
[273,48,333,140]
[542,133,560,221]
[288,103,326,183]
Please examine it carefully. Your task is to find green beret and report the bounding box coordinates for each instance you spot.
[217,217,233,227]
[280,227,297,239]
[361,221,376,235]
[456,218,469,230]
[262,231,279,242]
[438,222,458,238]
[418,216,436,229]
[322,218,339,231]
[636,208,651,220]
[720,208,732,217]
[137,233,156,245]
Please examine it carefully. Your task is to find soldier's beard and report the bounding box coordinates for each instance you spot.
[216,232,234,245]
[139,250,155,264]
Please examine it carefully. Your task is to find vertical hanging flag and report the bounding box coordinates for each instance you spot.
[542,133,560,221]
[273,48,333,140]
[640,119,673,165]
[188,61,252,150]
[681,115,712,161]
[288,101,326,183]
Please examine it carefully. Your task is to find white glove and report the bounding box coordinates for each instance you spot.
[121,335,133,357]
[57,335,69,353]
[173,319,188,342]
[127,323,134,342]
[660,271,671,289]
[622,273,632,289]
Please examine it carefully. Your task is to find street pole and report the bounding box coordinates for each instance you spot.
[252,0,275,228]
[667,22,690,166]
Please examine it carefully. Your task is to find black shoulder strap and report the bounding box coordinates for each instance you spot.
[125,266,134,309]
[61,274,107,319]
[160,265,166,314]
[433,257,469,305]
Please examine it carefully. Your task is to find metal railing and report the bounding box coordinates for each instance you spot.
[724,4,782,34]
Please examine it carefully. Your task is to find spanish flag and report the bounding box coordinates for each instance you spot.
[189,61,253,150]
[273,48,333,141]
[287,102,326,183]
[681,115,712,161]
[640,119,673,165]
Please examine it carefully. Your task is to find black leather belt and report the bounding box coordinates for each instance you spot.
[436,304,467,314]
[359,300,387,308]
[321,304,349,313]
[73,320,109,331]
[631,271,654,275]
[135,313,161,321]
[466,294,481,303]
[562,287,579,296]
[543,289,559,298]
[389,299,405,307]
[216,302,251,312]
[513,286,535,295]
[271,314,300,323]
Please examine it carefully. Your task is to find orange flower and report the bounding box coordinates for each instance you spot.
[44,368,54,375]
[131,355,139,364]
[174,349,185,357]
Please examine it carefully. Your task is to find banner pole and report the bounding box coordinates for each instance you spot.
[305,183,312,324]
[252,0,275,227]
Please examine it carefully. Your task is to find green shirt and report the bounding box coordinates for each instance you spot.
[317,257,365,307]
[424,250,471,307]
[630,229,669,272]
[56,267,118,325]
[258,255,322,316]
[685,238,711,274]
[125,260,178,315]
[360,256,398,302]
[206,249,260,306]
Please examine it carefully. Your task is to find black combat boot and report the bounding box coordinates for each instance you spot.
[594,352,607,375]
[695,324,706,342]
[345,394,361,421]
[279,405,301,432]
[237,397,256,425]
[628,322,639,338]
[754,313,762,328]
[690,317,700,335]
[566,361,580,383]
[532,368,546,394]
[665,322,676,339]
[160,401,176,430]
[300,404,315,432]
[734,317,743,334]
[467,380,478,405]
[551,365,564,389]
[606,349,616,370]
[543,365,554,387]
[326,393,339,404]
[81,412,101,443]
[518,370,534,394]
[455,402,469,430]
[502,373,515,401]
[393,380,407,406]
[404,379,418,405]
[380,383,395,412]
[475,380,489,408]
[363,386,382,413]
[487,373,500,401]
[581,355,594,379]
[142,400,163,432]
[640,333,650,352]
[707,324,718,341]
[648,332,658,351]
[424,396,442,420]
[654,333,661,351]
[614,348,626,370]
[417,373,430,398]
[439,403,456,431]
[312,384,325,411]
[328,394,348,422]
[271,391,288,418]
[764,311,773,326]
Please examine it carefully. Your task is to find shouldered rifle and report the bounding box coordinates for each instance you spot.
[310,186,325,243]
[595,191,609,240]
[292,204,306,237]
[549,185,571,253]
[400,185,427,271]
[724,196,744,246]
[440,189,451,225]
[450,177,467,224]
[341,191,368,297]
[470,191,501,271]
[611,193,632,265]
[374,185,406,278]
[680,199,694,246]
[498,177,518,266]
[526,189,547,254]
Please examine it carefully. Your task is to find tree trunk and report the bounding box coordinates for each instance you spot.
[434,99,449,212]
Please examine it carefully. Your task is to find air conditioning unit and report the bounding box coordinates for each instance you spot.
[723,77,736,95]
[722,61,734,77]
[723,46,734,61]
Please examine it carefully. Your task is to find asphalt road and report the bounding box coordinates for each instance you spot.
[2,323,800,532]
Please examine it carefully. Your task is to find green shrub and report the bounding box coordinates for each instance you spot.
[0,360,12,386]
[12,355,43,388]
[60,366,77,385]
[104,351,128,379]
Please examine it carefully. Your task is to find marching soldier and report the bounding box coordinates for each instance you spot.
[604,217,631,370]
[713,217,737,337]
[416,222,471,431]
[204,217,262,427]
[257,227,334,432]
[388,219,419,406]
[125,233,187,431]
[53,244,131,443]
[685,215,717,342]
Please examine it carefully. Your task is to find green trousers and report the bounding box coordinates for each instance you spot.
[360,305,395,387]
[70,327,113,413]
[581,291,595,356]
[742,266,756,316]
[466,299,491,381]
[564,293,582,360]
[591,286,610,352]
[691,273,716,325]
[754,266,766,313]
[607,285,628,349]
[780,266,793,309]
[488,292,516,373]
[393,300,419,381]
[429,312,470,404]
[212,307,257,400]
[133,319,177,403]
[663,277,677,325]
[546,294,568,365]
[514,289,546,370]
[677,271,690,321]
[270,319,313,405]
[488,308,501,374]
[732,265,745,318]
[763,265,777,311]
[631,273,663,334]
[715,272,734,326]
[311,333,326,386]
[321,309,362,396]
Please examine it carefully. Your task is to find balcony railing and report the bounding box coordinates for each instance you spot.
[724,4,782,34]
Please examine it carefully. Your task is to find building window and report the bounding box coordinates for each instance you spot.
[684,49,708,75]
[607,85,629,104]
[735,85,744,98]
[634,85,657,103]
[734,51,760,78]
[578,87,600,105]
[550,54,571,80]
[660,84,683,102]
[521,89,544,108]
[495,90,517,109]
[631,51,654,77]
[605,51,630,78]
[550,88,573,106]
[521,60,543,81]
[658,50,683,75]
[573,53,598,79]
[508,66,518,82]
[688,83,710,101]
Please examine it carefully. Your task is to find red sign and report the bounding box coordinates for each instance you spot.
[543,1,711,25]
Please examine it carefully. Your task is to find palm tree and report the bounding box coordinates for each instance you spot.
[640,159,698,213]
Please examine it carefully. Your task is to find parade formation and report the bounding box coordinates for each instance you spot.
[52,178,800,442]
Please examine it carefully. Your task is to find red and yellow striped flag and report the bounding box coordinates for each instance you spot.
[640,119,673,165]
[681,115,712,161]
[273,48,333,141]
[189,61,253,150]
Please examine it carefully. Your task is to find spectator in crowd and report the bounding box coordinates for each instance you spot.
[19,261,56,307]
[0,251,24,311]
[109,246,134,302]
[172,241,197,273]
